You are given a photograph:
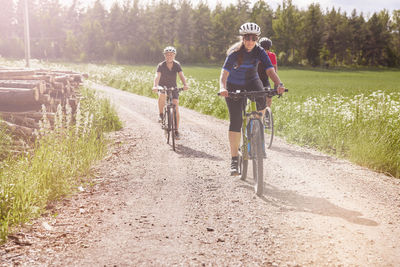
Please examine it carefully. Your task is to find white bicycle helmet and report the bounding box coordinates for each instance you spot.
[239,22,261,36]
[163,46,176,54]
[259,37,272,49]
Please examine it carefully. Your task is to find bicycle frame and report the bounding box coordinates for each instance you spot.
[157,87,183,151]
[241,99,264,162]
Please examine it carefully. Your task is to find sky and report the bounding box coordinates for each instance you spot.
[64,0,399,16]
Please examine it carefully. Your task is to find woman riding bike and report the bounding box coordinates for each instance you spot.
[218,22,285,176]
[152,46,189,140]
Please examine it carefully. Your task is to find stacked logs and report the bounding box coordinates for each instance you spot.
[0,68,88,143]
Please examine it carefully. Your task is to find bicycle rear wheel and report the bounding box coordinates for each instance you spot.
[264,107,274,149]
[250,120,264,196]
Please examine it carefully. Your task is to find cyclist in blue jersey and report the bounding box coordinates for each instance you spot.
[219,22,285,175]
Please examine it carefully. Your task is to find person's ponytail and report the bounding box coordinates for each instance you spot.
[226,37,245,67]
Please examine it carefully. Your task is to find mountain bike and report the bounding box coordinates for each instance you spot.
[263,88,288,149]
[220,88,287,196]
[157,87,183,151]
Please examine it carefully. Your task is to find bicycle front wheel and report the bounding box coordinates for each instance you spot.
[169,107,176,151]
[166,109,171,144]
[239,149,248,181]
[162,109,168,141]
[250,119,264,196]
[264,107,274,149]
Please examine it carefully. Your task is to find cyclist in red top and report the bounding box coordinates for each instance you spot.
[257,37,278,108]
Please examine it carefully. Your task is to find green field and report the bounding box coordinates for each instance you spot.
[106,64,400,95]
[187,66,400,97]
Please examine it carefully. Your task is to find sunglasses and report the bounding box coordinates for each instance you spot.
[243,35,258,41]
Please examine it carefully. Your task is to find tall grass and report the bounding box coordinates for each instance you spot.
[0,125,12,160]
[77,64,400,177]
[0,88,122,242]
[274,91,400,176]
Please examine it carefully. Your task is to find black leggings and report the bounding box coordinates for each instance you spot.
[225,79,266,132]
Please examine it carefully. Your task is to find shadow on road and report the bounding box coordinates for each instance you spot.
[175,144,224,161]
[271,146,337,162]
[237,181,378,227]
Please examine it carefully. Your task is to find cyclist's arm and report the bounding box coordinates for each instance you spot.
[178,71,188,90]
[219,69,229,97]
[153,72,161,91]
[266,68,285,94]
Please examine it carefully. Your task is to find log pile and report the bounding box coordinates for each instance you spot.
[0,68,88,142]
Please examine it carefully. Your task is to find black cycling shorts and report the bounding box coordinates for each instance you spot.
[160,88,179,100]
[225,79,266,132]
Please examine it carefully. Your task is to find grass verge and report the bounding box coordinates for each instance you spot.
[0,87,122,242]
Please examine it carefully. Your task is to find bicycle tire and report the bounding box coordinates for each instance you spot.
[169,107,175,151]
[264,107,274,149]
[250,120,264,196]
[239,149,248,181]
[162,109,168,140]
[254,157,263,196]
[240,122,249,180]
[166,108,171,144]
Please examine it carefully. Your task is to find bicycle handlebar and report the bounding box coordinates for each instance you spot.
[156,87,184,93]
[218,88,289,98]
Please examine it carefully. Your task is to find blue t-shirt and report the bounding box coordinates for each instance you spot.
[222,45,274,85]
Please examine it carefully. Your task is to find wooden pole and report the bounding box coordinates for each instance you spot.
[23,0,31,68]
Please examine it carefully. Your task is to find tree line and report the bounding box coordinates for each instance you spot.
[0,0,399,67]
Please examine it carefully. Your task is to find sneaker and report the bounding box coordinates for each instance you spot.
[230,156,239,176]
[175,131,181,140]
[158,114,163,123]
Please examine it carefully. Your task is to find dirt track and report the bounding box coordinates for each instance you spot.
[1,82,400,266]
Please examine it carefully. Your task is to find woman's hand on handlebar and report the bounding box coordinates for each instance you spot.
[152,85,161,92]
[219,88,228,97]
[183,85,189,91]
